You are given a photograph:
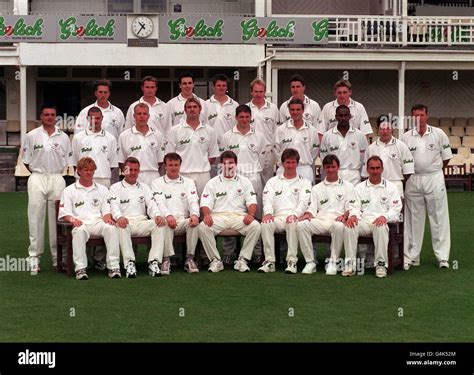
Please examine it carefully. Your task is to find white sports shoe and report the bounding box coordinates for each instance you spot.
[439,260,450,269]
[108,268,121,279]
[125,261,137,278]
[301,262,317,274]
[375,265,387,278]
[234,257,250,273]
[29,257,40,276]
[258,261,275,273]
[161,259,171,276]
[325,261,338,275]
[184,257,199,273]
[148,260,161,277]
[208,259,224,273]
[342,261,355,277]
[403,262,411,271]
[285,260,297,274]
[75,268,88,280]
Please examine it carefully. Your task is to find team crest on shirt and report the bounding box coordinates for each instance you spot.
[52,143,60,150]
[264,117,272,123]
[101,145,108,153]
[304,113,311,119]
[149,142,156,148]
[292,188,299,195]
[380,197,388,205]
[349,142,357,149]
[225,113,233,120]
[138,196,145,203]
[302,137,308,143]
[427,144,436,151]
[180,192,187,199]
[336,194,344,201]
[92,199,100,207]
[248,144,257,151]
[235,189,243,196]
[199,137,207,144]
[389,153,397,159]
[157,113,164,119]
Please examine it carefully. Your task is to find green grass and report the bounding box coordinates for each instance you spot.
[0,192,473,342]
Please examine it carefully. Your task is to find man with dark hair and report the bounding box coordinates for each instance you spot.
[72,106,118,188]
[317,79,372,141]
[275,98,319,183]
[23,104,72,275]
[297,154,355,275]
[206,74,239,168]
[363,114,414,197]
[75,79,125,141]
[109,157,166,278]
[125,76,171,137]
[279,74,321,128]
[198,151,261,273]
[166,97,219,196]
[151,152,200,274]
[320,105,368,186]
[58,157,120,280]
[168,71,207,126]
[402,104,452,270]
[259,148,311,274]
[343,156,402,278]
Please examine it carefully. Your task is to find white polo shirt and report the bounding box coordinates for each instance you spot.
[165,121,220,174]
[279,95,321,127]
[274,119,319,166]
[124,97,171,138]
[247,100,281,147]
[22,126,72,174]
[401,125,452,174]
[349,179,402,222]
[263,174,312,217]
[58,181,111,224]
[307,178,354,216]
[109,180,159,220]
[317,99,372,136]
[72,128,118,179]
[75,101,125,140]
[151,175,200,219]
[320,126,368,171]
[363,137,414,181]
[221,126,265,175]
[118,126,164,172]
[167,93,208,127]
[206,95,239,147]
[200,174,257,214]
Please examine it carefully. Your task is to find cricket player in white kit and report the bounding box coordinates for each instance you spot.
[124,76,171,138]
[58,157,121,280]
[297,154,355,275]
[198,151,261,273]
[363,115,414,196]
[167,71,207,127]
[206,74,239,177]
[275,98,319,184]
[74,80,125,141]
[247,79,281,186]
[402,104,452,270]
[118,103,165,187]
[166,97,220,197]
[317,79,372,141]
[344,156,402,278]
[259,148,312,274]
[320,105,368,186]
[23,105,72,275]
[109,157,166,278]
[72,107,118,188]
[279,74,321,127]
[151,152,201,274]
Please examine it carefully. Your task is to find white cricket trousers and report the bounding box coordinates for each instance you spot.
[181,171,210,198]
[277,165,314,185]
[27,173,65,266]
[261,145,275,186]
[198,213,261,261]
[344,219,389,267]
[117,216,164,265]
[138,171,161,188]
[297,212,345,263]
[71,220,120,272]
[159,218,199,262]
[261,215,298,263]
[404,170,450,264]
[339,169,361,187]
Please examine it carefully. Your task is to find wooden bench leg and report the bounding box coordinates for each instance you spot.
[67,230,74,277]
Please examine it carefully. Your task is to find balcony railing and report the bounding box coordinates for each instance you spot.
[327,15,474,46]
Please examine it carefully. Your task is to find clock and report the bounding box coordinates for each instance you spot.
[131,16,154,38]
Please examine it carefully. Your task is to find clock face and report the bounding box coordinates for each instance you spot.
[132,16,154,38]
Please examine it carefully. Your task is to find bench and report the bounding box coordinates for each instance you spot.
[444,164,471,191]
[274,222,404,275]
